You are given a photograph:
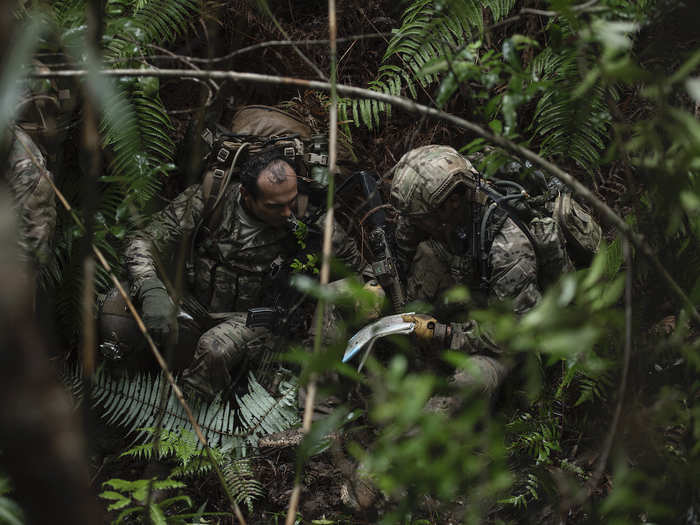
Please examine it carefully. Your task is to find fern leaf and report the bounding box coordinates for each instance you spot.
[530,48,612,172]
[61,366,299,453]
[222,458,265,513]
[340,0,517,132]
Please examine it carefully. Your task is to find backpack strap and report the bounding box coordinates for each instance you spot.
[474,180,541,292]
[201,142,250,230]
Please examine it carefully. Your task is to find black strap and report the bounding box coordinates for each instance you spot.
[476,182,540,291]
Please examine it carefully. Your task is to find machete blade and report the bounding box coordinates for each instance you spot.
[342,313,416,363]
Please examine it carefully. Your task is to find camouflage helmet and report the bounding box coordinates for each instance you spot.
[390,145,479,216]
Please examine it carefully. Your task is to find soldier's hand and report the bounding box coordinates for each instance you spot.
[140,279,178,346]
[401,313,449,345]
[358,280,386,321]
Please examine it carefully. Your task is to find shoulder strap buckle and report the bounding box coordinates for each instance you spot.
[216,147,230,163]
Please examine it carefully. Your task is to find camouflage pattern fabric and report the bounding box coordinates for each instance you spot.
[181,285,347,399]
[126,181,366,308]
[397,218,541,315]
[389,145,478,217]
[529,216,574,288]
[181,312,275,399]
[6,126,56,267]
[125,181,367,396]
[391,145,545,398]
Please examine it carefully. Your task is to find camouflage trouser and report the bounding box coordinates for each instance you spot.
[182,280,354,399]
[182,312,277,399]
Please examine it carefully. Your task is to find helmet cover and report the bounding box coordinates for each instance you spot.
[390,145,478,216]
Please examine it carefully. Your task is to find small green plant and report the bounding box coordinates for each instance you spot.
[293,219,309,249]
[120,427,265,513]
[99,477,192,524]
[291,253,320,275]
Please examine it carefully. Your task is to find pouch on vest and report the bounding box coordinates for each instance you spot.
[553,192,602,266]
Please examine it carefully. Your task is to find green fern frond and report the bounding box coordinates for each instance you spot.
[104,0,198,61]
[120,427,265,511]
[62,365,299,453]
[488,0,517,21]
[222,458,265,513]
[500,472,540,508]
[235,373,299,448]
[530,48,613,172]
[340,0,517,130]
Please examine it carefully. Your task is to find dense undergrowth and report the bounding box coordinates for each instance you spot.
[0,0,698,523]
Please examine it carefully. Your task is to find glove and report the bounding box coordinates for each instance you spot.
[358,280,386,321]
[139,278,178,345]
[401,313,450,346]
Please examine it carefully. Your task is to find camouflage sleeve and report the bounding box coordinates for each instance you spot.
[488,218,541,314]
[7,127,57,267]
[328,216,372,278]
[448,319,501,355]
[394,215,427,278]
[125,184,204,297]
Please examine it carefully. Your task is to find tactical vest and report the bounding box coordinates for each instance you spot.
[188,182,297,313]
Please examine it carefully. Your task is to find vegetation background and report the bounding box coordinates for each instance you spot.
[0,0,698,524]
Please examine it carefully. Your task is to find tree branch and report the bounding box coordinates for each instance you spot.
[285,2,339,523]
[29,67,700,322]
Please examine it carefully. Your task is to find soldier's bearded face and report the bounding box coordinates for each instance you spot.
[245,162,299,228]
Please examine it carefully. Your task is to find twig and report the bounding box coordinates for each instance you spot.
[484,0,605,32]
[145,42,219,95]
[285,2,338,523]
[12,130,247,525]
[182,34,390,64]
[42,34,392,69]
[256,4,327,80]
[28,66,700,325]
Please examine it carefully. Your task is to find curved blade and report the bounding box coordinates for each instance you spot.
[342,313,415,363]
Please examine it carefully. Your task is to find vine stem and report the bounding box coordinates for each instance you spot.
[13,130,247,525]
[285,2,338,523]
[30,66,698,324]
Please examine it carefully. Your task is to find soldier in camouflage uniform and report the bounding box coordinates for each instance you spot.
[5,125,57,271]
[125,148,369,399]
[390,145,571,400]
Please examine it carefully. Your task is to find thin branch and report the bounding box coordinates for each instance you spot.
[285,2,338,522]
[180,33,391,64]
[484,1,606,32]
[145,41,219,94]
[40,34,392,69]
[28,66,700,324]
[256,5,327,80]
